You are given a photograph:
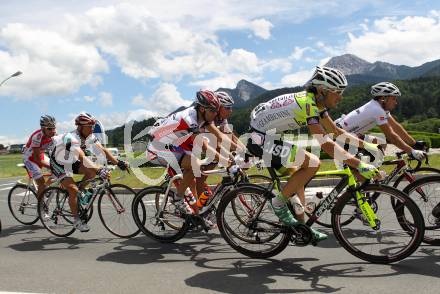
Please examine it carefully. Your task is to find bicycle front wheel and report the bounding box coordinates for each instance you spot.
[402,175,440,245]
[217,184,291,259]
[98,184,143,238]
[38,187,76,237]
[332,184,424,264]
[8,184,39,225]
[132,186,189,243]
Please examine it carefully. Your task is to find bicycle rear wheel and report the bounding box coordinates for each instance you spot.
[132,186,189,243]
[332,184,424,264]
[98,184,144,238]
[38,187,76,237]
[217,184,291,258]
[402,175,440,245]
[8,184,39,225]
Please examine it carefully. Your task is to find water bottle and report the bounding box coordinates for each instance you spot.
[290,195,305,215]
[79,189,93,205]
[196,191,211,208]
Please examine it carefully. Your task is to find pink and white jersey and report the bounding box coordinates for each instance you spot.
[148,106,206,151]
[335,99,391,135]
[23,129,53,163]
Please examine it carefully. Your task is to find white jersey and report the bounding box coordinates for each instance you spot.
[335,99,390,135]
[148,106,207,151]
[250,91,321,133]
[50,130,100,164]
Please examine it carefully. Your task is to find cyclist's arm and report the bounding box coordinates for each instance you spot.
[308,123,361,168]
[205,123,242,153]
[95,142,118,165]
[31,147,49,168]
[196,134,230,165]
[319,112,370,149]
[387,115,416,146]
[379,122,412,153]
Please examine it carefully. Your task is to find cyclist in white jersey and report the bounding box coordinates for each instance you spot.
[50,112,129,232]
[335,82,426,161]
[248,66,381,242]
[23,115,57,200]
[214,91,246,152]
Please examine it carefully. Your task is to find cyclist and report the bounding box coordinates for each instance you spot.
[146,90,231,216]
[22,115,57,200]
[213,91,247,152]
[49,112,129,232]
[335,82,426,161]
[199,91,246,194]
[247,66,380,242]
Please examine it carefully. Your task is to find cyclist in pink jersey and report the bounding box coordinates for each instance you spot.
[22,115,57,200]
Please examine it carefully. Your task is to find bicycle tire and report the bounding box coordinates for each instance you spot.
[132,186,189,243]
[98,184,145,238]
[8,184,39,225]
[332,184,424,264]
[38,187,76,237]
[402,175,440,245]
[393,167,440,189]
[217,184,291,259]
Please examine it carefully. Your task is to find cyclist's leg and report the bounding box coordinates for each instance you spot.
[24,160,46,200]
[175,153,198,214]
[77,161,97,190]
[280,147,320,217]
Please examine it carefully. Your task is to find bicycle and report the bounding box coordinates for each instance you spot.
[401,175,440,245]
[132,163,255,243]
[8,163,54,225]
[216,163,425,264]
[37,166,144,238]
[302,150,440,228]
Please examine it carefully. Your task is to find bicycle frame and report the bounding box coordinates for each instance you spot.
[264,166,380,230]
[158,167,248,216]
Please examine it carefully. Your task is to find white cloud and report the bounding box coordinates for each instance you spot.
[0,23,108,98]
[289,46,313,60]
[84,95,95,102]
[345,12,440,65]
[99,92,113,107]
[250,18,273,39]
[0,135,27,146]
[131,83,191,116]
[279,69,314,87]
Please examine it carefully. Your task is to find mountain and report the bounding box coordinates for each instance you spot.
[325,54,440,85]
[217,79,267,106]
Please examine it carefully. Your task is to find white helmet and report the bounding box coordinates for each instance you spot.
[371,82,401,97]
[215,91,234,107]
[308,66,348,92]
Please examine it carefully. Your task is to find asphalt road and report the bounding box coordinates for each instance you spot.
[0,177,440,294]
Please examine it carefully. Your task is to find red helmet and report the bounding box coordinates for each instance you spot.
[75,112,96,126]
[196,90,220,111]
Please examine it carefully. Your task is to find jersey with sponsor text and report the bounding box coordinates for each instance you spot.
[250,91,321,133]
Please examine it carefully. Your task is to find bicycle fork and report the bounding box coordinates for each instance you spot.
[356,190,380,230]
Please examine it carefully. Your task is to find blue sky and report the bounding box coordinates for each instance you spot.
[1,0,440,145]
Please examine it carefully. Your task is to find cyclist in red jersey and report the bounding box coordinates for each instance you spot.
[147,90,232,215]
[22,115,57,200]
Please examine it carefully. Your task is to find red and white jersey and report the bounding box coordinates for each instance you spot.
[335,99,390,135]
[148,106,206,151]
[23,129,53,162]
